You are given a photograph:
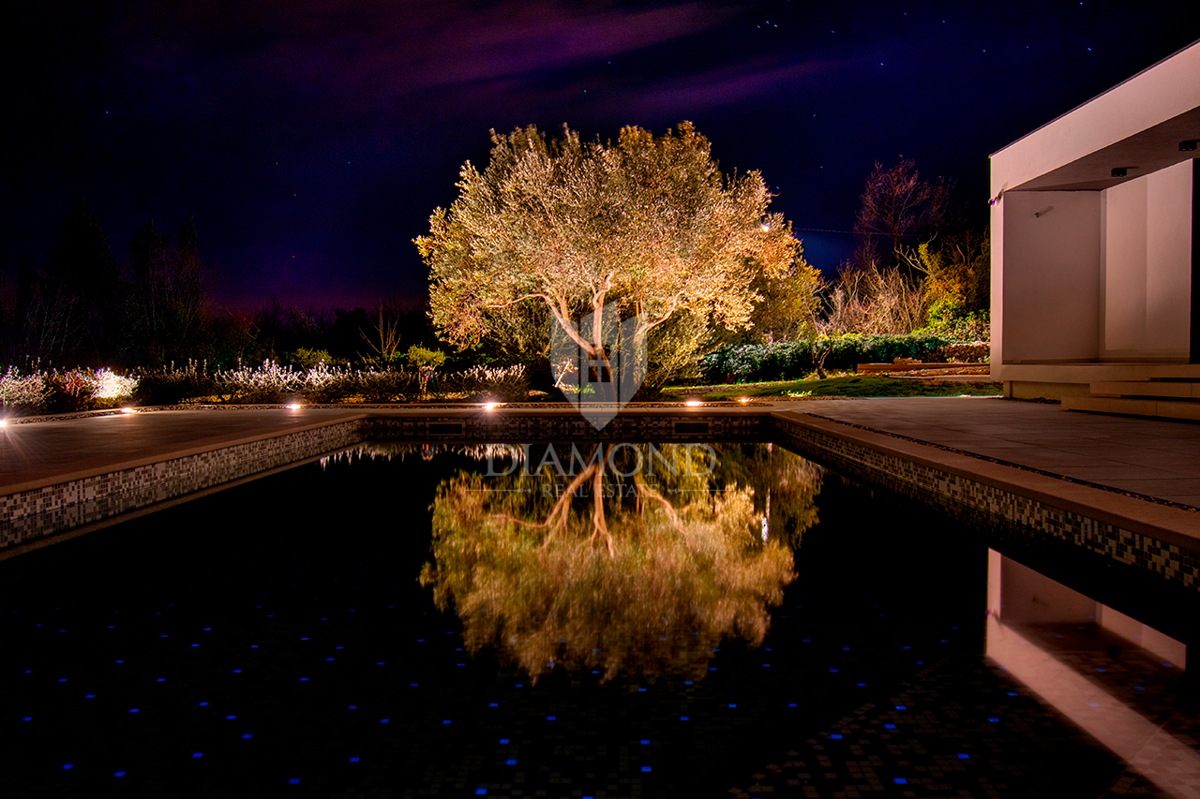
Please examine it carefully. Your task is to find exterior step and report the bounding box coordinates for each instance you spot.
[1089,380,1200,399]
[1063,395,1200,421]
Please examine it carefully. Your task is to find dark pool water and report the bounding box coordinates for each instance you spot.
[1,442,1193,798]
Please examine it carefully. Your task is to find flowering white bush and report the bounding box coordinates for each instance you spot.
[0,367,51,412]
[93,368,139,399]
[439,364,528,400]
[355,367,420,402]
[216,359,304,399]
[301,361,346,392]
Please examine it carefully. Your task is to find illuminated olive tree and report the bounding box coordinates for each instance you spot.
[419,443,821,683]
[415,123,804,382]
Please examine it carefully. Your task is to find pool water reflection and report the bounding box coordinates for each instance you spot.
[1,442,1194,798]
[420,442,815,684]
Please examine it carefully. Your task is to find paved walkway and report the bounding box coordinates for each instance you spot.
[777,396,1200,509]
[1,398,1197,510]
[0,408,367,492]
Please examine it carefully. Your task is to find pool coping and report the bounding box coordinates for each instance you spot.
[772,411,1199,548]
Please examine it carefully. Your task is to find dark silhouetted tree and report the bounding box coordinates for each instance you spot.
[127,217,208,366]
[853,157,955,277]
[18,201,122,365]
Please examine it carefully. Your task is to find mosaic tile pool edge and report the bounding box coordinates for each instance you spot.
[0,419,367,552]
[771,414,1200,593]
[362,411,770,442]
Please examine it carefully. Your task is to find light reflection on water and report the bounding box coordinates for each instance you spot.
[331,441,823,684]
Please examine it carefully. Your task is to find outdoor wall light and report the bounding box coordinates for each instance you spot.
[286,403,301,410]
[1181,140,1198,151]
[484,402,500,411]
[684,399,703,407]
[1111,167,1129,177]
[0,418,7,428]
[120,407,136,414]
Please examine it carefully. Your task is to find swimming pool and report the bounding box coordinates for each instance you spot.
[2,442,1194,798]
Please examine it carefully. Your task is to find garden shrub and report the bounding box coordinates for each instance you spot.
[215,360,304,403]
[134,362,215,405]
[289,348,335,370]
[701,333,956,383]
[927,342,990,363]
[1,360,532,410]
[0,367,52,414]
[355,368,421,403]
[299,362,355,403]
[436,365,528,401]
[406,345,447,370]
[0,367,139,414]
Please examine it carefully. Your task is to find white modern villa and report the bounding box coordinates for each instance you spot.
[990,39,1200,419]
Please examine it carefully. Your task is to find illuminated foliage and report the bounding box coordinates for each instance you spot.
[918,228,991,333]
[419,443,821,683]
[416,123,803,380]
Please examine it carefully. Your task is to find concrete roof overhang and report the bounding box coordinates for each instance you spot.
[1008,107,1199,192]
[991,39,1200,195]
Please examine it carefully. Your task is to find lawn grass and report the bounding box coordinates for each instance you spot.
[662,373,1001,401]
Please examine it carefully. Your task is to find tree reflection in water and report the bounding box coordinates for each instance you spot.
[417,442,823,683]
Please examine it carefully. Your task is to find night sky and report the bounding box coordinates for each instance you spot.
[6,1,1198,311]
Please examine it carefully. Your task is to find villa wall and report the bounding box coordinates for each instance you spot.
[1102,160,1194,358]
[1000,191,1101,363]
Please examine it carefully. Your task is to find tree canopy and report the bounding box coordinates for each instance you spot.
[416,123,805,376]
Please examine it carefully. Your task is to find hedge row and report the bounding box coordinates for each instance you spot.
[139,361,531,405]
[928,342,990,364]
[701,334,970,383]
[1,361,529,414]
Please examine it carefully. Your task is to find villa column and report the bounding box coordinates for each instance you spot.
[1192,158,1199,363]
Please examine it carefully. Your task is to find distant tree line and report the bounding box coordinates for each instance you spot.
[0,201,445,371]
